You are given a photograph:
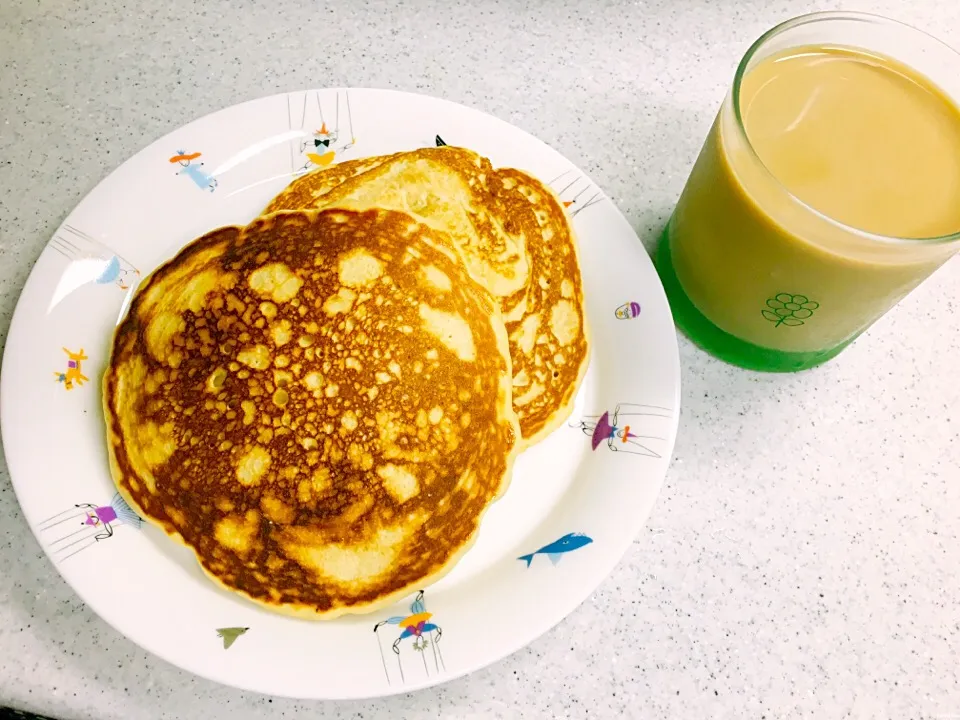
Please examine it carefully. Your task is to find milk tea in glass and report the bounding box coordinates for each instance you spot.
[655,12,960,372]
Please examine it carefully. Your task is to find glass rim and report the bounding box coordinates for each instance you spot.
[730,10,960,247]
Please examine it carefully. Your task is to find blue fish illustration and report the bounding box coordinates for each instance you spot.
[518,532,593,567]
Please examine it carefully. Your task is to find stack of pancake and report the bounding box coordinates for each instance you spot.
[103,146,589,618]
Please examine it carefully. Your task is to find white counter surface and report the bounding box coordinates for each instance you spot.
[1,0,957,717]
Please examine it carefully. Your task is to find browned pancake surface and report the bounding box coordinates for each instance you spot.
[263,150,590,445]
[495,168,589,445]
[103,208,518,618]
[266,146,531,305]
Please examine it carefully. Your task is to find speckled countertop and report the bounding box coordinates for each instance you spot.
[1,0,958,718]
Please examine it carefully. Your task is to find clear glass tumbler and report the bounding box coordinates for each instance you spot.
[655,12,960,372]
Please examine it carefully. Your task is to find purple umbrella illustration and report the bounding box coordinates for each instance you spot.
[575,403,672,458]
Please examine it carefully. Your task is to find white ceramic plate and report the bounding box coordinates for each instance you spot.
[0,88,680,699]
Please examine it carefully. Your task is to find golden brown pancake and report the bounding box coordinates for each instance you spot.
[264,149,590,445]
[262,154,401,213]
[103,208,519,618]
[495,168,589,446]
[266,147,531,305]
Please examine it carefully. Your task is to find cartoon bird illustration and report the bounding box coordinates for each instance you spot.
[53,348,89,390]
[375,591,440,652]
[373,590,445,684]
[518,532,593,567]
[170,150,218,192]
[216,627,249,650]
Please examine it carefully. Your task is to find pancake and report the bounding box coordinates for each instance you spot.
[103,208,519,618]
[265,148,590,445]
[265,147,531,305]
[262,153,400,213]
[495,168,589,446]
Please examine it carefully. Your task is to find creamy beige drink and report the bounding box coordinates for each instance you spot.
[657,14,960,371]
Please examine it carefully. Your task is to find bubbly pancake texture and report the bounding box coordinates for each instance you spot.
[495,168,589,446]
[262,153,400,214]
[103,209,519,618]
[266,147,531,306]
[264,149,591,445]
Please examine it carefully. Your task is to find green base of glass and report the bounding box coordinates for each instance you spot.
[654,224,852,372]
